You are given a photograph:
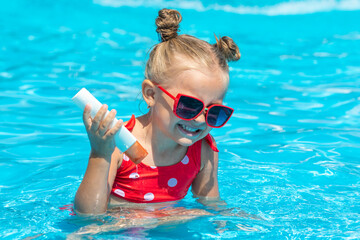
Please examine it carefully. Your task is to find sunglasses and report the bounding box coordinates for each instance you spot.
[155,84,234,128]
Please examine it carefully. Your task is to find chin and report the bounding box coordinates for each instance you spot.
[175,137,198,147]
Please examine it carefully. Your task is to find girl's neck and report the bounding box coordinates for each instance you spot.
[135,113,187,166]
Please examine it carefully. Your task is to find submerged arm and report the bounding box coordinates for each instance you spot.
[191,138,262,220]
[191,137,225,208]
[74,149,121,215]
[74,104,123,215]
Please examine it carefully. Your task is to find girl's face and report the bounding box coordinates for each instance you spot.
[152,66,229,147]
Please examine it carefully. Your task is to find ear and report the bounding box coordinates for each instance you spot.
[142,79,156,108]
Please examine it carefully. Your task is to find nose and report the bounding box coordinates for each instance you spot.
[192,110,207,125]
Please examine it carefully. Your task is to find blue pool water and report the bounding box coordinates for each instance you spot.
[1,0,360,239]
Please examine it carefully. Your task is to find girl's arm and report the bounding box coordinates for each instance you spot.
[191,136,220,199]
[191,137,229,210]
[74,104,123,215]
[74,150,121,215]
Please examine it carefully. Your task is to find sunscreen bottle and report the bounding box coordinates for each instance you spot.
[72,88,147,164]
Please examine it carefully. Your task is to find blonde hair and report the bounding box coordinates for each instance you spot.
[145,9,241,84]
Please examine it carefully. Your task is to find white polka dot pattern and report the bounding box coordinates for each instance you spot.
[167,178,177,187]
[123,154,129,161]
[114,189,125,197]
[112,136,205,203]
[181,155,189,165]
[144,192,154,201]
[129,173,140,179]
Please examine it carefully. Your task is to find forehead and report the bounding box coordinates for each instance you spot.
[166,67,229,104]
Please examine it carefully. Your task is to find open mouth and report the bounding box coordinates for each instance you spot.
[177,123,202,137]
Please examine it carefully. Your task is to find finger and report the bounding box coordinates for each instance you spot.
[82,104,92,130]
[106,119,123,138]
[90,104,108,132]
[98,109,117,136]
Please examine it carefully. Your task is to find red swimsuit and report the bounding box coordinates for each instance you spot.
[111,115,218,203]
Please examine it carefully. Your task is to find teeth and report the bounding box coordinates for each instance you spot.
[180,124,199,133]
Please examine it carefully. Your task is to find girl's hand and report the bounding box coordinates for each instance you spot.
[82,104,123,160]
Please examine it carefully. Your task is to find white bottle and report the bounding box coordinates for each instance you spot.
[72,88,147,164]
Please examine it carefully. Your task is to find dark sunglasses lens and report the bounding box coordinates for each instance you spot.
[176,96,204,119]
[207,106,233,127]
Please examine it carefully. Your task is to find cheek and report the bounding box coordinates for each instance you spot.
[152,101,177,127]
[205,126,213,134]
[199,125,212,139]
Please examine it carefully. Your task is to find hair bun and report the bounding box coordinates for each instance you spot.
[214,35,241,62]
[156,9,182,42]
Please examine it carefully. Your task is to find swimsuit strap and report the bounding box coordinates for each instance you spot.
[124,114,218,152]
[124,114,136,131]
[205,134,219,152]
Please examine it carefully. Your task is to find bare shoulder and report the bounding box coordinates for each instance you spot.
[200,135,218,171]
[192,135,220,198]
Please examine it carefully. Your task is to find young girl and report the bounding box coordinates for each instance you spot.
[74,8,240,215]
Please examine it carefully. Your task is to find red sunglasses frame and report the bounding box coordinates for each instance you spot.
[155,84,234,128]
